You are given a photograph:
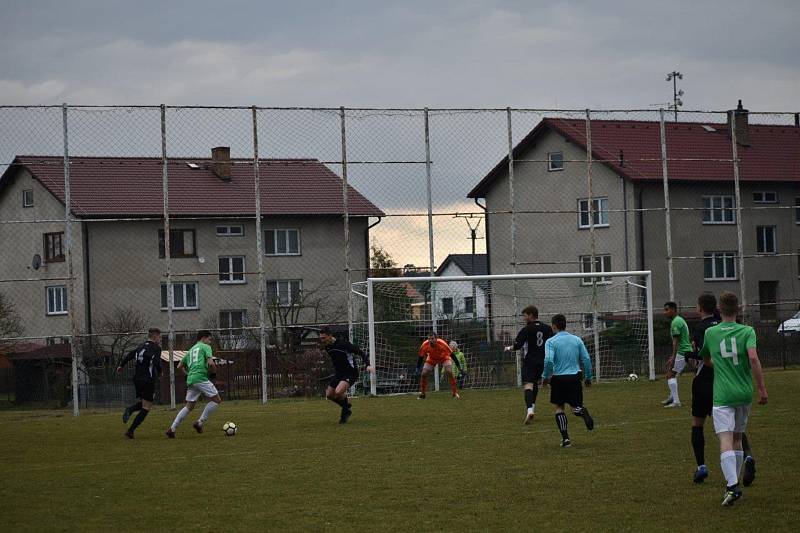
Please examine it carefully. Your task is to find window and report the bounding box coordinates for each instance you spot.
[753,191,778,204]
[756,226,777,254]
[43,232,65,262]
[219,256,246,284]
[216,225,244,236]
[23,189,33,207]
[266,280,302,306]
[548,151,564,171]
[160,282,199,310]
[580,255,611,285]
[464,296,475,314]
[158,229,196,258]
[704,252,737,280]
[442,297,454,315]
[46,286,68,315]
[219,310,246,337]
[265,229,300,255]
[702,195,736,224]
[795,197,800,224]
[578,198,609,229]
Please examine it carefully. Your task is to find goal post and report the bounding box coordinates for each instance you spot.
[352,270,655,396]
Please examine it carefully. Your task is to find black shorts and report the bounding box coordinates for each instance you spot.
[522,358,544,384]
[691,375,713,418]
[549,373,583,407]
[134,378,156,402]
[329,373,358,389]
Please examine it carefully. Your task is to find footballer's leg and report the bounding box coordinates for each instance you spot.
[714,407,742,506]
[335,380,353,423]
[195,390,222,432]
[443,361,459,398]
[523,383,536,424]
[555,406,570,447]
[167,399,196,438]
[691,417,709,483]
[662,358,676,405]
[741,433,756,486]
[419,363,434,399]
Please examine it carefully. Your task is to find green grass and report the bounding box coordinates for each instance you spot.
[2,370,799,532]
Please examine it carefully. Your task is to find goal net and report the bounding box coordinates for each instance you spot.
[351,271,654,396]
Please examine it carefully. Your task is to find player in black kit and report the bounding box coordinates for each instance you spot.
[685,294,756,485]
[116,328,162,439]
[319,326,373,424]
[505,305,553,424]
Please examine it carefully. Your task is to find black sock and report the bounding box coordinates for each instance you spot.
[555,412,569,440]
[691,426,705,466]
[330,397,347,409]
[127,401,142,413]
[524,389,534,409]
[128,408,149,432]
[741,433,752,457]
[531,383,539,404]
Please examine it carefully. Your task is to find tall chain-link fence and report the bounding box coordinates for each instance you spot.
[1,104,798,412]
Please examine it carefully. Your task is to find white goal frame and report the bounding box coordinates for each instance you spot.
[361,270,655,395]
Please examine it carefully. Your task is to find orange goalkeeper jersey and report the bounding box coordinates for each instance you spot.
[419,338,453,364]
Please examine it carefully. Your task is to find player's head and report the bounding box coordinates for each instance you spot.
[521,305,539,322]
[449,340,458,351]
[319,326,335,345]
[148,327,161,341]
[718,291,739,319]
[663,301,678,318]
[427,333,437,346]
[197,330,213,344]
[697,294,716,315]
[551,314,567,332]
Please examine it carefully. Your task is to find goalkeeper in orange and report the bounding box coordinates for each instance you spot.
[416,333,466,399]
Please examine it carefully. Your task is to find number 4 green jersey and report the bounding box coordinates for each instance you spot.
[182,342,213,386]
[698,322,757,407]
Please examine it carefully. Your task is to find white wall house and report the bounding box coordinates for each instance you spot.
[433,254,487,319]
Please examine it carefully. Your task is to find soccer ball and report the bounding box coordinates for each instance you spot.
[222,422,237,437]
[628,373,639,381]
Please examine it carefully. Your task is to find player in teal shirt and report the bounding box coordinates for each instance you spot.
[698,292,767,506]
[166,330,223,438]
[662,301,692,408]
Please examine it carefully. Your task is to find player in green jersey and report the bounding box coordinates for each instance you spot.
[166,330,222,438]
[662,302,693,408]
[698,292,768,506]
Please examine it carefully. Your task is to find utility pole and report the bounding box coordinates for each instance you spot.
[454,213,484,318]
[665,71,684,121]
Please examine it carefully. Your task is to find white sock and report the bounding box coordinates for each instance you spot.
[529,405,535,414]
[171,406,190,431]
[198,401,219,424]
[668,378,679,403]
[720,450,738,488]
[734,450,744,477]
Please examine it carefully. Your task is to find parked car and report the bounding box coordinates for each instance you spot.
[777,311,800,333]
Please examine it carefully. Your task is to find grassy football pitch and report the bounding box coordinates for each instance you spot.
[2,369,798,532]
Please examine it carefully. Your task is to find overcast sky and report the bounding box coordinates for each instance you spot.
[1,0,798,109]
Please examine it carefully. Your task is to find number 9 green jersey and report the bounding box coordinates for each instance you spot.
[698,322,757,407]
[182,342,213,386]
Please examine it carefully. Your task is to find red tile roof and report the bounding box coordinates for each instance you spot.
[468,118,800,197]
[2,156,384,217]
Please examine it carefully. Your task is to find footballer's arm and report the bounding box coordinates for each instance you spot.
[747,347,768,405]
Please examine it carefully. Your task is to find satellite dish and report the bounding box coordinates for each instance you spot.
[198,257,206,264]
[32,254,42,270]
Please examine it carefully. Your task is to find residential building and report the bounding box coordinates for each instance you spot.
[433,253,488,319]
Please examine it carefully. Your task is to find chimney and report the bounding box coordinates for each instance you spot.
[210,146,231,181]
[726,99,749,146]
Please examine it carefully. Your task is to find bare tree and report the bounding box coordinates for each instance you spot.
[0,291,23,350]
[93,306,149,364]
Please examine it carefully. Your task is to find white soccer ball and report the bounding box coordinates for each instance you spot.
[628,373,639,381]
[222,421,237,437]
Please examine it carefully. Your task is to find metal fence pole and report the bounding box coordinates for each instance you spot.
[424,108,440,392]
[62,104,80,416]
[367,280,377,396]
[729,111,748,317]
[161,105,176,410]
[506,108,521,387]
[339,107,354,343]
[659,109,676,302]
[253,106,268,404]
[586,109,601,381]
[646,271,656,380]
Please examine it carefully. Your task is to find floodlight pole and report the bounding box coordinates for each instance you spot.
[253,106,268,404]
[161,104,176,410]
[586,109,601,382]
[506,108,521,387]
[62,104,80,416]
[423,108,440,392]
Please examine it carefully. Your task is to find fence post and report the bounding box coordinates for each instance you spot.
[160,105,176,410]
[253,106,269,404]
[423,108,440,391]
[659,109,675,301]
[505,108,521,387]
[585,110,601,381]
[339,107,354,345]
[729,111,748,317]
[62,103,80,416]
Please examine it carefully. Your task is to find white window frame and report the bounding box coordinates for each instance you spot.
[702,195,736,224]
[548,151,564,171]
[752,191,778,204]
[22,189,33,208]
[756,225,777,255]
[265,280,302,307]
[703,252,737,281]
[218,256,246,284]
[46,285,68,315]
[578,197,609,229]
[219,309,247,337]
[216,224,244,237]
[160,282,199,310]
[265,229,301,256]
[579,255,611,285]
